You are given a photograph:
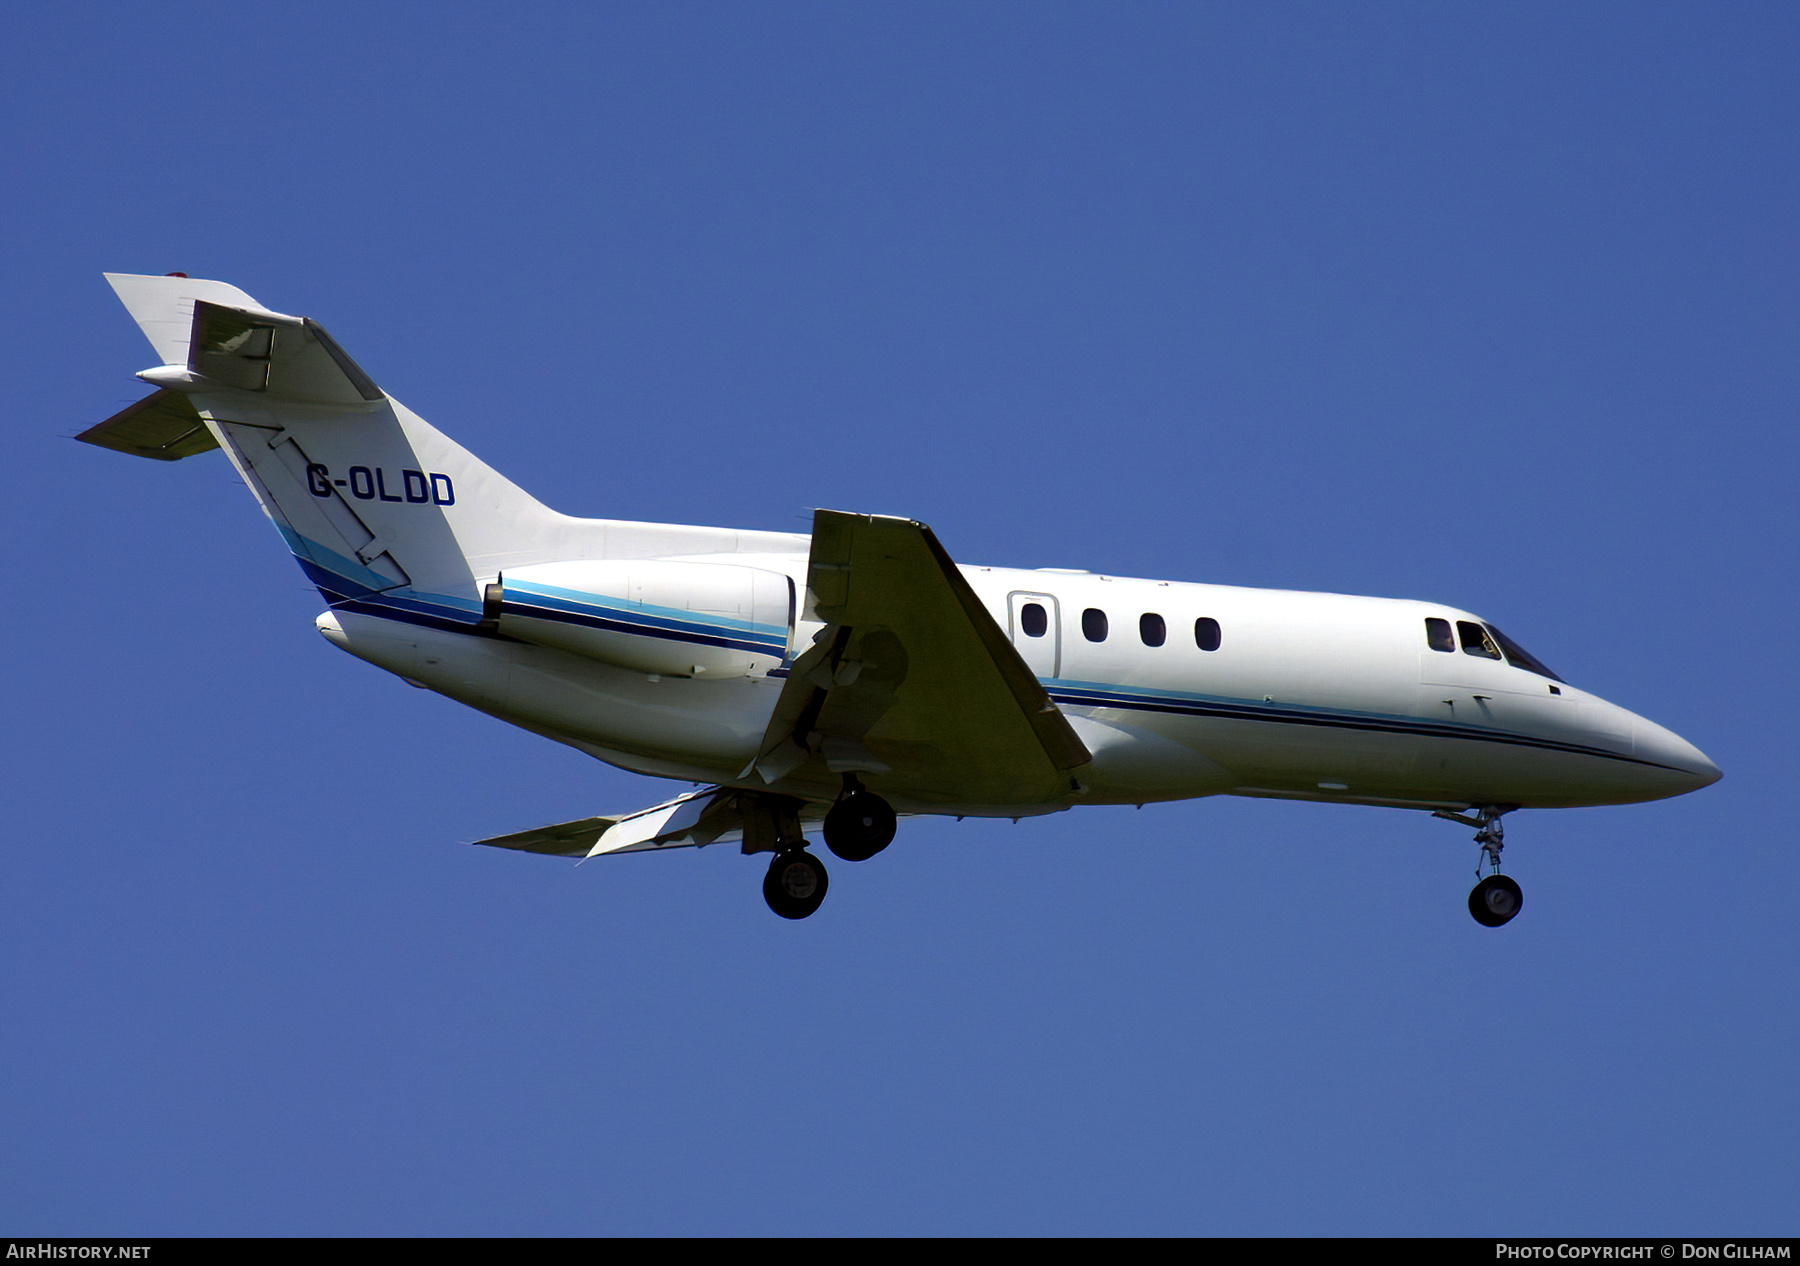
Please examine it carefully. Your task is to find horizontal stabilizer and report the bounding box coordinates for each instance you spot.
[187,298,382,405]
[105,273,382,406]
[76,389,219,461]
[106,273,269,367]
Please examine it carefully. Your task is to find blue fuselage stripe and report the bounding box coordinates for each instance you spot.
[290,540,784,657]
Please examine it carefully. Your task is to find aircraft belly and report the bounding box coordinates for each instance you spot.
[1198,714,1426,800]
[502,648,774,768]
[1060,712,1235,801]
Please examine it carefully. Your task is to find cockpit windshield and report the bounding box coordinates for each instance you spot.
[1486,625,1563,683]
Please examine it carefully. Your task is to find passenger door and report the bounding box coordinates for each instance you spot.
[1007,592,1061,680]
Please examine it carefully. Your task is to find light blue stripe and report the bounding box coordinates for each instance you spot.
[508,579,788,643]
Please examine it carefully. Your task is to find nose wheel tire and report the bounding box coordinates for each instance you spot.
[1469,873,1523,927]
[823,791,896,862]
[763,850,829,919]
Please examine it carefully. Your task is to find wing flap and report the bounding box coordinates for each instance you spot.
[585,786,740,856]
[102,275,382,407]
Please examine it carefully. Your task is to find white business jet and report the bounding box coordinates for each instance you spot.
[83,273,1721,926]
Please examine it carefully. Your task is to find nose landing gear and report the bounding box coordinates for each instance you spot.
[1469,873,1524,927]
[1434,805,1523,928]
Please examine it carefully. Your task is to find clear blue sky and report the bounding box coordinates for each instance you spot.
[4,2,1795,1235]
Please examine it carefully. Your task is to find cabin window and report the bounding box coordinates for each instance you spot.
[1457,620,1502,659]
[1194,617,1222,652]
[1139,613,1166,647]
[1425,617,1455,652]
[1082,608,1109,642]
[1020,602,1048,638]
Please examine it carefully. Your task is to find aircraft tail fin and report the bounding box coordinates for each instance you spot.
[88,273,794,633]
[89,273,560,623]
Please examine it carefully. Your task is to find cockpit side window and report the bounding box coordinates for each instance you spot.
[1425,617,1455,652]
[1487,624,1564,682]
[1457,620,1502,659]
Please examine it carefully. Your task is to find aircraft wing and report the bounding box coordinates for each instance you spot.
[471,786,835,858]
[747,510,1091,806]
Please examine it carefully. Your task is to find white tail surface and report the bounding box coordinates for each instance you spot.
[93,274,810,632]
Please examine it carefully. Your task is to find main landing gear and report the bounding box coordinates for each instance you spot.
[1434,805,1523,928]
[763,849,830,920]
[755,779,897,920]
[822,775,897,863]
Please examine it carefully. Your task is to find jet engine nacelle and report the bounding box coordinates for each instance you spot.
[493,559,793,679]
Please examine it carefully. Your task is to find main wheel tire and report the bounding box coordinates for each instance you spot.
[763,849,830,919]
[823,791,897,862]
[1469,873,1524,927]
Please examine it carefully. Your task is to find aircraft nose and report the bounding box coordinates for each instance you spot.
[1632,715,1723,796]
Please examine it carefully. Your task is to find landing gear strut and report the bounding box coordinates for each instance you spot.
[743,780,897,918]
[822,776,896,862]
[1434,805,1523,928]
[738,792,832,920]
